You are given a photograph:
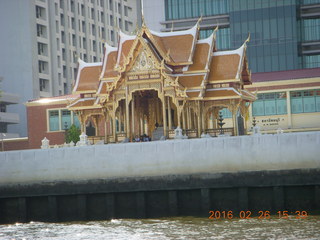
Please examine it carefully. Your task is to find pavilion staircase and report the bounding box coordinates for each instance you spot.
[152,127,164,141]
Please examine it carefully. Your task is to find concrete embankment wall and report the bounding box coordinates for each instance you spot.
[1,132,320,185]
[0,132,320,223]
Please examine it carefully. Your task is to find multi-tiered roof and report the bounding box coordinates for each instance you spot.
[69,20,255,110]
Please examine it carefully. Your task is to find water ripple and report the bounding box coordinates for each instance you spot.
[0,216,319,240]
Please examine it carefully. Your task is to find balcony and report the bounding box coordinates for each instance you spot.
[160,14,230,32]
[0,92,19,104]
[300,3,320,18]
[0,112,20,124]
[300,41,320,55]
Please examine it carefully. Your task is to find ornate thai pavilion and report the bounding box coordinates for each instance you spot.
[68,19,255,142]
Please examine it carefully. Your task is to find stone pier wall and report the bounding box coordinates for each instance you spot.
[0,132,319,185]
[0,132,320,223]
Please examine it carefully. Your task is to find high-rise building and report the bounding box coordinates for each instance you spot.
[144,0,320,73]
[0,0,140,137]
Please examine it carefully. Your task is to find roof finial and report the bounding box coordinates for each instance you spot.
[245,32,250,44]
[196,15,203,30]
[141,0,146,27]
[213,25,219,40]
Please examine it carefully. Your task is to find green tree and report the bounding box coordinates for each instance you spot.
[65,124,81,143]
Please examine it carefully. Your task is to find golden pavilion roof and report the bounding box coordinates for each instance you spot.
[69,22,254,110]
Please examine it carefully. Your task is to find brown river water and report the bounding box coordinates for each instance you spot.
[0,216,319,240]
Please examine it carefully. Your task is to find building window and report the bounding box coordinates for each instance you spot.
[62,48,66,61]
[57,56,61,67]
[165,0,229,20]
[58,73,62,86]
[301,18,320,42]
[36,24,46,38]
[91,8,95,19]
[55,3,58,15]
[101,12,104,22]
[82,21,86,32]
[70,0,75,13]
[61,110,71,129]
[48,109,80,132]
[63,66,67,78]
[60,13,65,25]
[118,3,121,14]
[36,6,45,20]
[0,104,7,112]
[110,15,113,26]
[110,30,114,41]
[291,90,320,113]
[101,27,105,38]
[83,37,87,49]
[124,21,132,32]
[92,40,97,51]
[38,61,48,74]
[39,78,49,92]
[253,92,287,116]
[92,24,96,35]
[37,42,46,55]
[72,34,76,46]
[124,6,130,17]
[301,55,320,69]
[49,110,59,131]
[219,108,232,118]
[57,38,60,50]
[81,4,85,16]
[71,17,75,29]
[61,31,65,43]
[118,18,122,29]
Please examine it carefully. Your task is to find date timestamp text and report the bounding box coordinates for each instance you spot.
[208,210,308,220]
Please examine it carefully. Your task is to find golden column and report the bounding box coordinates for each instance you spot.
[182,107,186,130]
[125,86,130,138]
[230,101,240,136]
[161,95,167,137]
[104,112,108,143]
[197,101,201,137]
[167,97,172,130]
[131,95,135,138]
[112,107,116,141]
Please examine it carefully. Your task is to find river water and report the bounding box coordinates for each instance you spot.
[0,216,319,240]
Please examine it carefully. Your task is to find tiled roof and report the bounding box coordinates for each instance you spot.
[187,42,210,71]
[178,74,204,88]
[100,43,118,79]
[116,31,136,67]
[103,50,118,78]
[149,25,198,64]
[208,54,240,81]
[71,23,252,103]
[252,68,320,82]
[73,60,102,93]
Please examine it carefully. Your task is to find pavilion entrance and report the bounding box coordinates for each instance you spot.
[130,90,163,139]
[114,89,178,142]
